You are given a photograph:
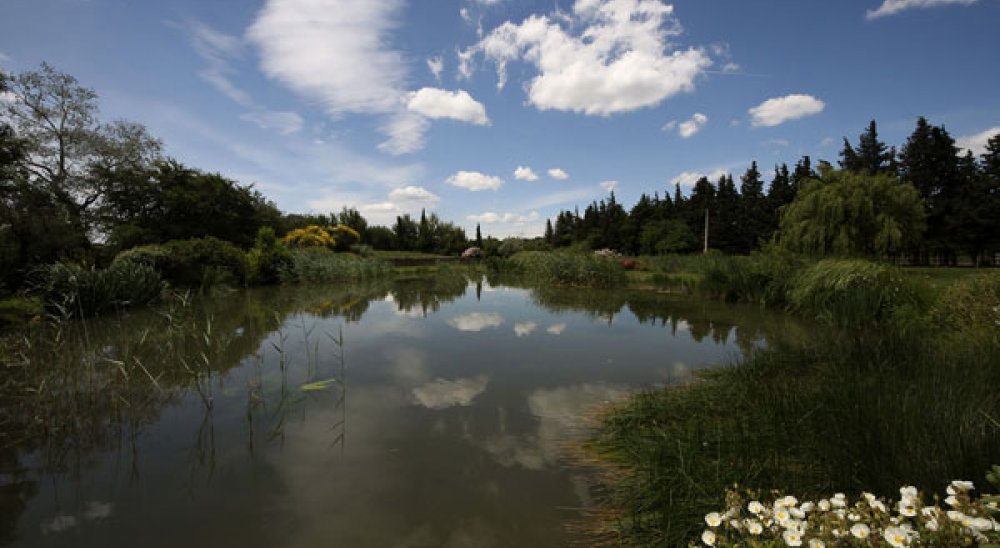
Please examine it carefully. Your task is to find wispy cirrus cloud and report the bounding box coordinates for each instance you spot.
[866,0,978,20]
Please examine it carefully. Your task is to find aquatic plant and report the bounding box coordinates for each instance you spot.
[497,251,626,288]
[31,261,163,318]
[279,248,390,283]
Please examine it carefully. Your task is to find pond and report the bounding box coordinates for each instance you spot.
[0,273,806,547]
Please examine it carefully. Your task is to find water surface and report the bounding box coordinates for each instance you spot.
[1,275,805,547]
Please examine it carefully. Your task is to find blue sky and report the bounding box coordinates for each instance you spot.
[2,0,998,237]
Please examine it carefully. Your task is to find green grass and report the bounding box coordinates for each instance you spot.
[901,266,991,295]
[587,265,1000,546]
[373,250,453,259]
[495,251,627,288]
[280,249,390,283]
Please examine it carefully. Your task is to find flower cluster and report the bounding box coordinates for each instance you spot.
[695,481,1000,546]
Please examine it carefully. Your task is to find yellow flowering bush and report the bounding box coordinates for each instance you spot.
[283,225,336,250]
[693,481,1000,547]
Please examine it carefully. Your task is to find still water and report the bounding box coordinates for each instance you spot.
[1,274,804,547]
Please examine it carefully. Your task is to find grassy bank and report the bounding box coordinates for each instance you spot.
[490,251,627,288]
[586,267,1000,546]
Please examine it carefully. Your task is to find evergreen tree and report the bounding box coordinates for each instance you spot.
[475,223,483,248]
[544,219,554,245]
[899,117,961,263]
[766,164,795,240]
[840,120,895,176]
[737,162,767,253]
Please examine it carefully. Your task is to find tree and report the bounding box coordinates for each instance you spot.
[840,120,896,176]
[1,63,161,239]
[543,219,554,245]
[737,162,768,253]
[475,223,483,248]
[778,165,926,257]
[898,117,962,264]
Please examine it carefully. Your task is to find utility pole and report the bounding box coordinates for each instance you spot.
[703,208,709,254]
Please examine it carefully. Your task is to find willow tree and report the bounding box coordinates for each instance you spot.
[777,164,926,258]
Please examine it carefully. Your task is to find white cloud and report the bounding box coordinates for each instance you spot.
[514,166,540,181]
[448,312,504,332]
[749,94,825,127]
[956,127,1000,157]
[388,185,441,203]
[377,111,430,155]
[721,62,740,73]
[406,87,490,125]
[427,56,444,80]
[547,168,569,180]
[248,0,405,115]
[514,321,538,337]
[468,211,540,224]
[600,180,619,192]
[247,0,435,153]
[664,112,708,138]
[446,170,504,191]
[670,168,729,189]
[546,323,567,335]
[460,0,712,115]
[460,7,473,23]
[412,375,490,409]
[239,110,304,135]
[866,0,978,19]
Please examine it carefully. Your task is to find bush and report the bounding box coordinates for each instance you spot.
[31,261,163,318]
[161,238,248,289]
[788,259,926,329]
[279,248,390,283]
[247,227,292,285]
[931,271,1000,335]
[696,252,805,307]
[331,224,360,252]
[284,225,336,250]
[113,244,171,270]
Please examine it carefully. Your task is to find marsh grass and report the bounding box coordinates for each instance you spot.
[588,313,1000,546]
[30,261,164,318]
[497,251,626,288]
[279,249,390,283]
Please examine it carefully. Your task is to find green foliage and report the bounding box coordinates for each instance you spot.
[0,296,43,326]
[113,244,171,269]
[498,251,626,288]
[779,167,926,257]
[279,248,390,283]
[697,252,806,307]
[31,261,163,318]
[594,325,1000,546]
[247,227,292,285]
[156,237,248,289]
[788,259,926,329]
[930,271,1000,335]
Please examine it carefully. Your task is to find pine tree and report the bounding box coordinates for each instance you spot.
[475,223,483,248]
[544,219,554,245]
[899,117,961,263]
[840,120,895,176]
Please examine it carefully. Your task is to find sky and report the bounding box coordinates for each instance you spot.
[1,0,999,237]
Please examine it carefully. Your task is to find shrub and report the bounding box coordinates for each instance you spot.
[931,271,1000,335]
[284,225,336,250]
[331,224,360,252]
[113,244,171,270]
[247,227,292,285]
[349,244,375,258]
[788,259,926,329]
[31,261,163,318]
[697,252,805,307]
[160,237,248,288]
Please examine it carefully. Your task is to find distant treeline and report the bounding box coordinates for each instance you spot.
[3,63,999,294]
[545,119,1000,265]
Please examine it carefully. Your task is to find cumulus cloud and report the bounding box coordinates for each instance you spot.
[670,168,729,189]
[664,112,708,138]
[546,323,567,335]
[446,170,504,191]
[427,56,444,80]
[866,0,978,19]
[547,168,569,180]
[956,127,1000,157]
[412,375,490,409]
[600,180,619,192]
[514,166,540,181]
[514,321,538,337]
[459,0,712,115]
[406,87,489,125]
[388,185,440,203]
[749,94,825,127]
[448,312,504,332]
